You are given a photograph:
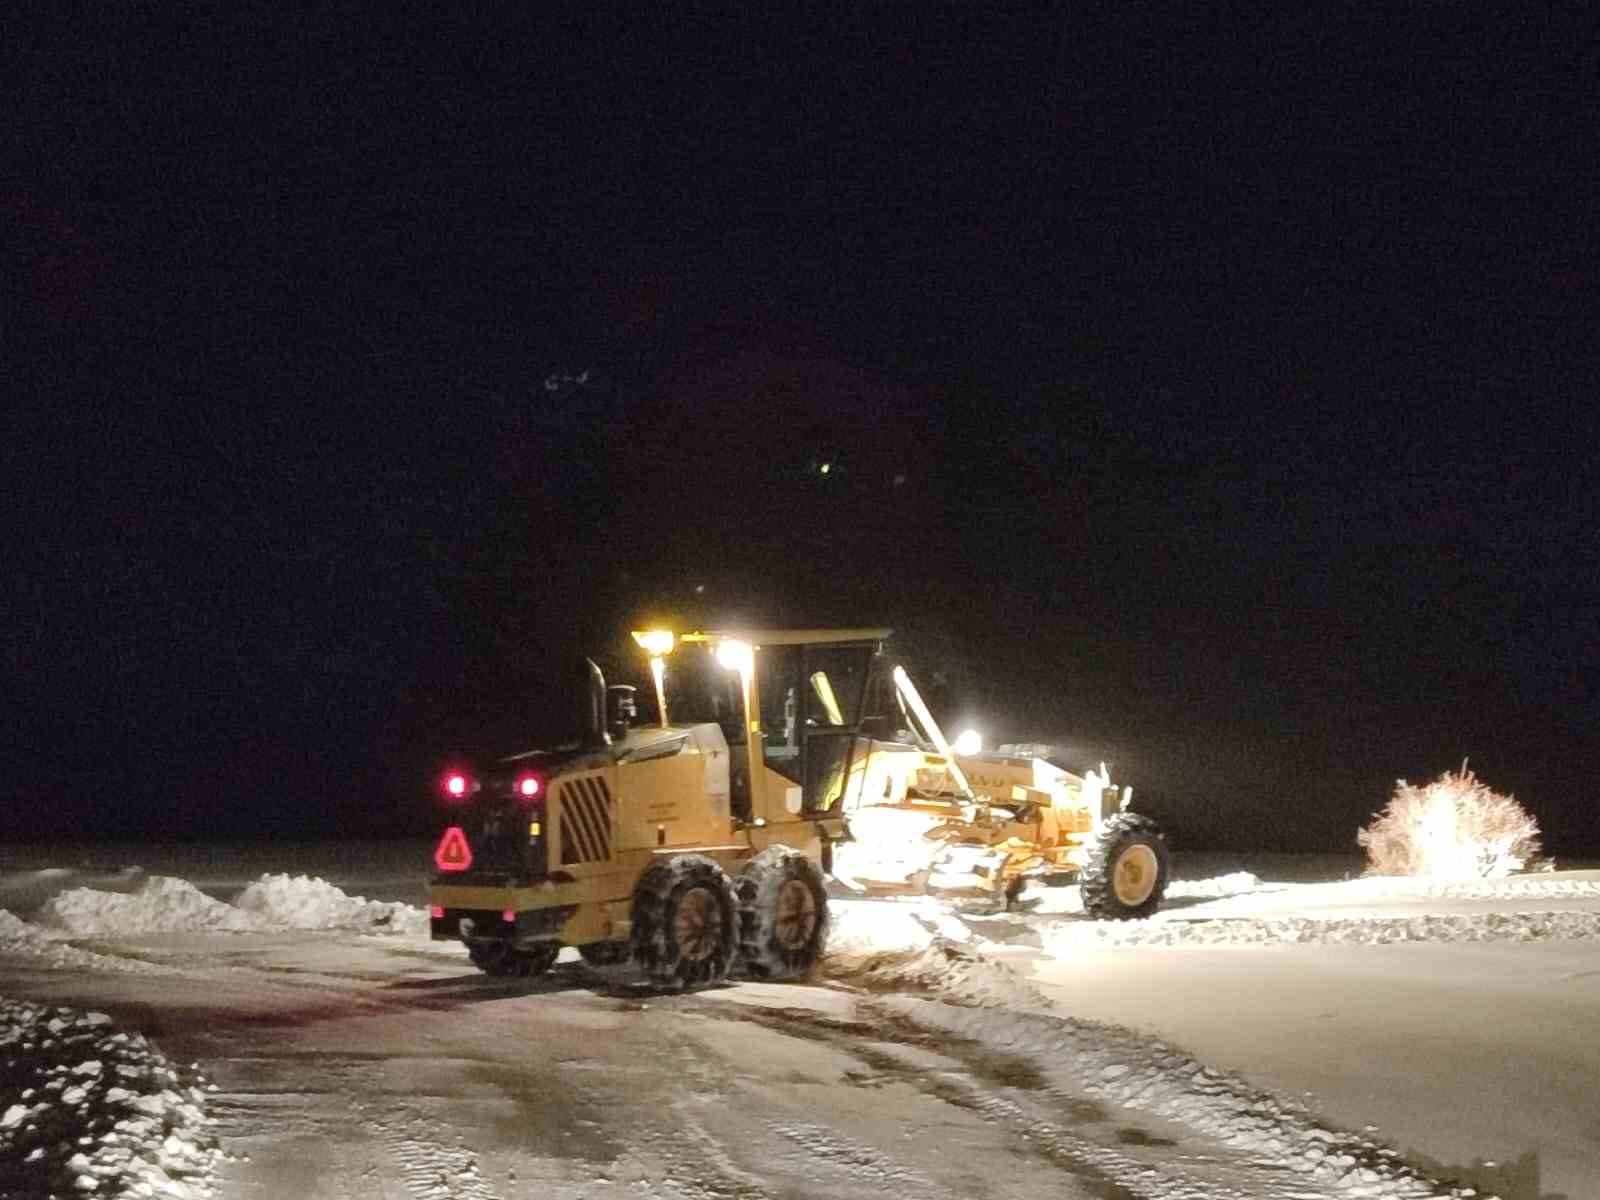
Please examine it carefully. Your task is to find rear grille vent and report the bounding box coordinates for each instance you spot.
[557,776,613,865]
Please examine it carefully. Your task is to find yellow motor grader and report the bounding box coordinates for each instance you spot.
[429,626,1169,983]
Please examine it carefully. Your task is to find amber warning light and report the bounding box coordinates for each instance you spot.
[434,826,473,872]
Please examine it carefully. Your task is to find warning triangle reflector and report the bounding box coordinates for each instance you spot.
[434,826,473,873]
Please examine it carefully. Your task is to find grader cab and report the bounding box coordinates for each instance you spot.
[428,627,888,984]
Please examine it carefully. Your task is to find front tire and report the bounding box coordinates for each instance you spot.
[1081,813,1170,919]
[737,847,830,979]
[467,940,560,977]
[631,855,739,989]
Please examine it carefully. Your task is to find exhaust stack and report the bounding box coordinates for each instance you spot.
[578,657,611,749]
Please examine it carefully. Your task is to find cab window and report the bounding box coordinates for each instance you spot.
[756,644,803,782]
[803,645,871,727]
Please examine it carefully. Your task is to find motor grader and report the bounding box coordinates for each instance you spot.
[429,626,1170,984]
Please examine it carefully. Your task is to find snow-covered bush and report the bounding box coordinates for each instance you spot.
[1357,765,1540,880]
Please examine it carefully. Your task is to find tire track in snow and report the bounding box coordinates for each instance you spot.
[872,990,1476,1199]
[820,937,1481,1198]
[767,1121,939,1191]
[380,1114,502,1200]
[709,1000,1262,1200]
[1043,908,1600,950]
[1420,876,1600,900]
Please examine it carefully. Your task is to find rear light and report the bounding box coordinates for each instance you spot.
[502,909,516,922]
[443,772,470,799]
[429,905,444,919]
[517,773,541,798]
[434,826,473,872]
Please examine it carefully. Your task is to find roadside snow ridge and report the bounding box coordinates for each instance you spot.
[36,876,268,936]
[1045,908,1600,950]
[234,873,429,935]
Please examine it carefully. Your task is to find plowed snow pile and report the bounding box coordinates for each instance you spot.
[826,900,1045,1009]
[1042,907,1600,951]
[25,874,429,942]
[234,873,429,935]
[1167,870,1262,898]
[36,877,268,936]
[0,997,222,1198]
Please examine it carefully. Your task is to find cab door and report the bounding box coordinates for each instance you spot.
[754,641,875,814]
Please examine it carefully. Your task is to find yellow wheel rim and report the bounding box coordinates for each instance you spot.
[773,879,819,950]
[674,887,723,962]
[1112,844,1159,908]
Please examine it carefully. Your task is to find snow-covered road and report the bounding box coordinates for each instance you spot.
[3,849,1599,1199]
[5,928,1301,1200]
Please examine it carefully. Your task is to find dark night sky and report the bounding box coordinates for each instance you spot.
[5,8,1596,853]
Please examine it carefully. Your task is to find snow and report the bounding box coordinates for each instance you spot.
[1,873,429,1196]
[0,910,169,975]
[23,873,429,941]
[885,995,1463,1198]
[821,873,1600,1199]
[0,997,222,1198]
[1039,906,1600,951]
[1166,869,1262,898]
[826,917,1472,1197]
[232,873,429,935]
[37,877,270,937]
[5,855,1600,1199]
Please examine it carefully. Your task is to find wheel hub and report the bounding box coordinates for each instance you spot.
[773,879,819,950]
[1112,844,1159,907]
[674,886,724,961]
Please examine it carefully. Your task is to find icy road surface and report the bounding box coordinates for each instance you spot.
[3,847,1599,1199]
[4,931,1315,1200]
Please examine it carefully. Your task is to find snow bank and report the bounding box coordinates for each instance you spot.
[1042,907,1600,952]
[1023,871,1264,915]
[233,873,429,935]
[23,874,429,943]
[0,996,222,1198]
[36,877,269,936]
[1166,870,1261,899]
[825,901,1044,1009]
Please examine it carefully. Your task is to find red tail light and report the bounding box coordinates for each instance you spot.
[429,905,444,919]
[516,773,541,798]
[434,826,473,872]
[443,772,470,799]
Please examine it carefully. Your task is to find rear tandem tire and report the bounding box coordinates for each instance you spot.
[737,847,830,979]
[631,855,739,989]
[1080,812,1170,920]
[467,940,560,977]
